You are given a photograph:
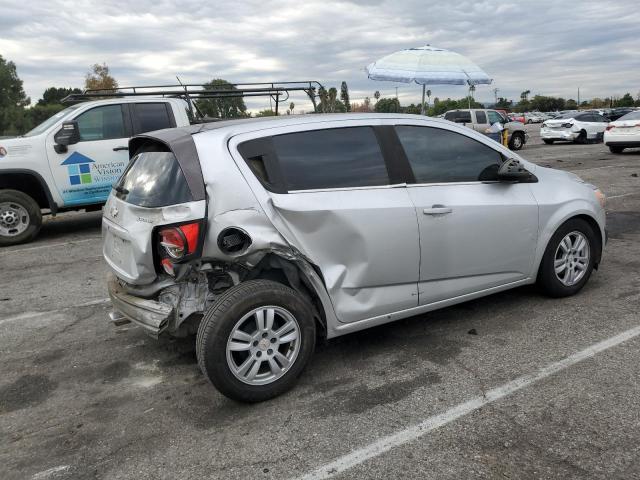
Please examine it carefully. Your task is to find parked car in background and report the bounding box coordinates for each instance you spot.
[540,111,609,144]
[607,107,636,121]
[604,110,640,153]
[525,112,545,124]
[103,113,606,402]
[444,109,528,150]
[508,113,525,123]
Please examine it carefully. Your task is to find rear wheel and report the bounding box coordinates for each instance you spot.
[537,218,598,297]
[196,280,316,402]
[0,190,42,247]
[609,146,624,154]
[509,132,525,150]
[574,130,588,144]
[543,139,554,145]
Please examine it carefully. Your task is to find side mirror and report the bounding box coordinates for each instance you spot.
[498,158,534,182]
[54,121,80,153]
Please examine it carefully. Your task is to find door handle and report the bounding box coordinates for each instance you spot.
[423,205,452,215]
[113,146,129,151]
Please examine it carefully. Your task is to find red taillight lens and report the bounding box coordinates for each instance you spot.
[159,227,187,259]
[179,222,200,255]
[605,125,614,131]
[158,222,201,260]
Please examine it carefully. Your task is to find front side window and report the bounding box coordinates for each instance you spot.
[75,105,125,141]
[396,125,503,183]
[475,111,487,123]
[270,127,389,190]
[487,110,503,124]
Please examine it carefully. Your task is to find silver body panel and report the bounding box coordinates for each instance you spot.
[103,113,606,339]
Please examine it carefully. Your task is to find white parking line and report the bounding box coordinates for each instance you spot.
[294,324,640,480]
[0,298,110,325]
[607,192,639,200]
[0,237,101,256]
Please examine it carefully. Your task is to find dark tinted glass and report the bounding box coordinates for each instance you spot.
[396,126,502,183]
[76,105,125,141]
[444,111,457,121]
[271,127,389,190]
[574,114,588,121]
[458,111,472,122]
[135,103,172,133]
[475,111,487,123]
[114,151,192,207]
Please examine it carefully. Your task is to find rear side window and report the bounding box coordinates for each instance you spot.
[114,151,192,207]
[133,103,174,134]
[270,127,389,190]
[396,126,502,183]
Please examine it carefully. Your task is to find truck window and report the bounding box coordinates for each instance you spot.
[487,110,503,124]
[133,103,175,134]
[76,105,126,141]
[475,111,487,123]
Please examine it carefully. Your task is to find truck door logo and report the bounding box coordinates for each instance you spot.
[61,152,95,186]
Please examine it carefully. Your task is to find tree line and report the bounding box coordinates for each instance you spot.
[2,52,639,137]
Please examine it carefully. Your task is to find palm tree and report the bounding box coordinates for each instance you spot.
[289,102,295,114]
[374,90,381,102]
[426,89,431,108]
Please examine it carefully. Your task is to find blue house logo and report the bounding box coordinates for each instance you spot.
[61,152,94,186]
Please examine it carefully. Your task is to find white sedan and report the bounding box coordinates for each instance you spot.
[541,112,609,144]
[604,110,640,153]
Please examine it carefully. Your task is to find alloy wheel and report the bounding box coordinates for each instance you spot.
[554,231,590,286]
[226,306,301,386]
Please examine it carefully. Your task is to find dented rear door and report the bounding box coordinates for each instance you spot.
[232,122,420,324]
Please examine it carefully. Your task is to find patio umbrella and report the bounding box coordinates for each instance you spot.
[366,45,492,114]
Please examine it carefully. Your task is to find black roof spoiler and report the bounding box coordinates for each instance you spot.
[62,81,324,119]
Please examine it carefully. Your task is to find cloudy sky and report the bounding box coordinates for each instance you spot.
[1,0,638,112]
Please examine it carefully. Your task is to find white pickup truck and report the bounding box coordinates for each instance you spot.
[0,97,192,245]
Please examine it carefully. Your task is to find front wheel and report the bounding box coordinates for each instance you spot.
[537,218,598,297]
[509,132,524,150]
[543,139,554,145]
[609,146,624,154]
[196,280,316,402]
[0,190,42,247]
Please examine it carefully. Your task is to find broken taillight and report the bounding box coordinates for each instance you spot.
[157,222,202,275]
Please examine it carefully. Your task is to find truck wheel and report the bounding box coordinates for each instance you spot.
[509,132,524,150]
[0,190,42,247]
[196,280,316,402]
[543,139,554,145]
[609,146,624,154]
[537,218,597,298]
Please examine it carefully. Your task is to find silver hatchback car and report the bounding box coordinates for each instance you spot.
[103,113,606,402]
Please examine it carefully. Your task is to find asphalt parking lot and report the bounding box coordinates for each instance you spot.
[1,124,639,480]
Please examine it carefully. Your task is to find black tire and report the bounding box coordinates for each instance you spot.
[574,130,587,144]
[0,190,42,247]
[196,280,316,402]
[537,218,599,298]
[609,146,624,154]
[509,132,525,150]
[527,119,532,124]
[543,139,555,145]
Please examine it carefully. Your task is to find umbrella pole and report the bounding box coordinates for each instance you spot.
[421,84,426,115]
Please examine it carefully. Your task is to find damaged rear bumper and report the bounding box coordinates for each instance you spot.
[108,274,173,337]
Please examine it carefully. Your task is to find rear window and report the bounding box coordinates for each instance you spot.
[618,111,640,121]
[114,151,192,207]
